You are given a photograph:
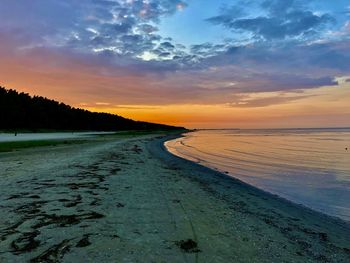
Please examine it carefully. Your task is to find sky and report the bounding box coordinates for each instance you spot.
[0,0,349,128]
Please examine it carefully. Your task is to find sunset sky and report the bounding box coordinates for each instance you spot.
[0,0,350,128]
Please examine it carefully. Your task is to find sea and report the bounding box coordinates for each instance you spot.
[165,128,350,221]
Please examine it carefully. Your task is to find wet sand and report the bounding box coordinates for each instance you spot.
[0,133,350,262]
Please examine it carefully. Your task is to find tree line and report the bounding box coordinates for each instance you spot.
[0,86,181,131]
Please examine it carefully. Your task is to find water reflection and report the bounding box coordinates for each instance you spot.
[165,129,350,221]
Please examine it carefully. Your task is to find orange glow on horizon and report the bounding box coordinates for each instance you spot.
[82,83,350,129]
[1,36,349,129]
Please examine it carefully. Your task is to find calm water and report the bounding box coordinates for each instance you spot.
[165,129,350,221]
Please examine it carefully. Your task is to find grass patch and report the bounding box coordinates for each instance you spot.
[0,129,91,133]
[0,140,87,153]
[0,129,188,152]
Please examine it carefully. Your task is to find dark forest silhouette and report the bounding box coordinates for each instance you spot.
[0,86,181,131]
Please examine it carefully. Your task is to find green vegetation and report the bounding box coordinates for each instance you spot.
[0,129,187,152]
[0,140,88,153]
[0,86,184,131]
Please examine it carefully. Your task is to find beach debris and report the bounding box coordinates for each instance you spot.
[63,194,82,208]
[7,194,24,200]
[30,239,71,263]
[116,202,125,208]
[33,211,105,228]
[76,235,91,247]
[318,232,328,242]
[131,144,143,153]
[28,195,41,199]
[11,230,40,253]
[34,214,81,228]
[110,167,121,175]
[175,239,200,253]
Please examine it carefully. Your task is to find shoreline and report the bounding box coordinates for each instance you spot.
[154,134,350,228]
[150,134,350,260]
[1,133,349,262]
[161,133,350,225]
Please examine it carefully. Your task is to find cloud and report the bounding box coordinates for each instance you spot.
[227,94,313,108]
[232,12,332,40]
[207,0,334,40]
[230,74,339,93]
[137,24,159,33]
[202,40,350,73]
[0,0,189,60]
[0,0,349,110]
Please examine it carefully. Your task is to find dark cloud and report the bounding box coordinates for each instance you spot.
[160,42,175,49]
[231,12,332,40]
[137,24,159,33]
[207,0,334,40]
[201,40,350,73]
[239,75,338,93]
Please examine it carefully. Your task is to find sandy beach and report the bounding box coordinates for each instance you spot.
[0,132,116,143]
[1,133,350,262]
